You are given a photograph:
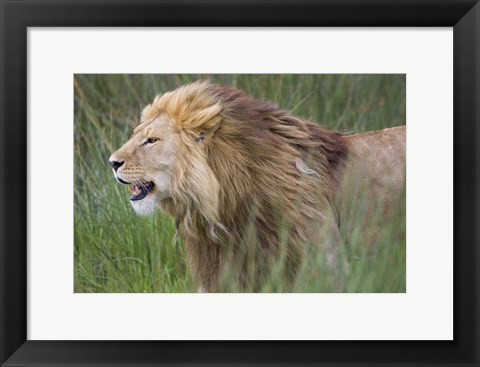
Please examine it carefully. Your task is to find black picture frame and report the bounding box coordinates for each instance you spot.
[1,1,479,366]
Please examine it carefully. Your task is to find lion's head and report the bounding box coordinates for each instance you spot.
[109,82,224,221]
[109,113,176,216]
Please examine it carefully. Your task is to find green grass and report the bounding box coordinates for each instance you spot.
[74,74,406,293]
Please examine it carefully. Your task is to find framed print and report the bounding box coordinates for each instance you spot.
[1,1,479,366]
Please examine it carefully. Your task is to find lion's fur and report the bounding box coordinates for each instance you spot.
[112,81,406,292]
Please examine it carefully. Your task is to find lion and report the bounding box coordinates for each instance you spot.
[109,81,406,292]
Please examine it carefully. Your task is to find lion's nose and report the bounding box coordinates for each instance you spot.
[109,160,125,172]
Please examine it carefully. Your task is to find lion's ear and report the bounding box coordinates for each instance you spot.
[195,131,206,142]
[195,119,221,142]
[195,128,218,142]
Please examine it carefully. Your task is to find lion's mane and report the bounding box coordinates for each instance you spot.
[142,81,350,291]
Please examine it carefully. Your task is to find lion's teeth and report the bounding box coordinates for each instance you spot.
[131,185,141,196]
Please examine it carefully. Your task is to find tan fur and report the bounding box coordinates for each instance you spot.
[110,81,406,292]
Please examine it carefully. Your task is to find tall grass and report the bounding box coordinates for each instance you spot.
[74,74,406,293]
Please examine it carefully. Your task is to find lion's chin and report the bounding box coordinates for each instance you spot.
[130,193,158,216]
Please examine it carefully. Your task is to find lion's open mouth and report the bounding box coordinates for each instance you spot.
[130,182,154,201]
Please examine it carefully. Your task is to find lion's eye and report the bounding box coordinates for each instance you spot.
[143,138,158,146]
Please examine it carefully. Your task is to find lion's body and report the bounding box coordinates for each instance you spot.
[335,126,406,249]
[110,81,406,292]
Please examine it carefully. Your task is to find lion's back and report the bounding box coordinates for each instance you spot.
[342,125,406,189]
[334,125,406,240]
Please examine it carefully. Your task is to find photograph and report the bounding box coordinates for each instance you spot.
[74,74,406,293]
